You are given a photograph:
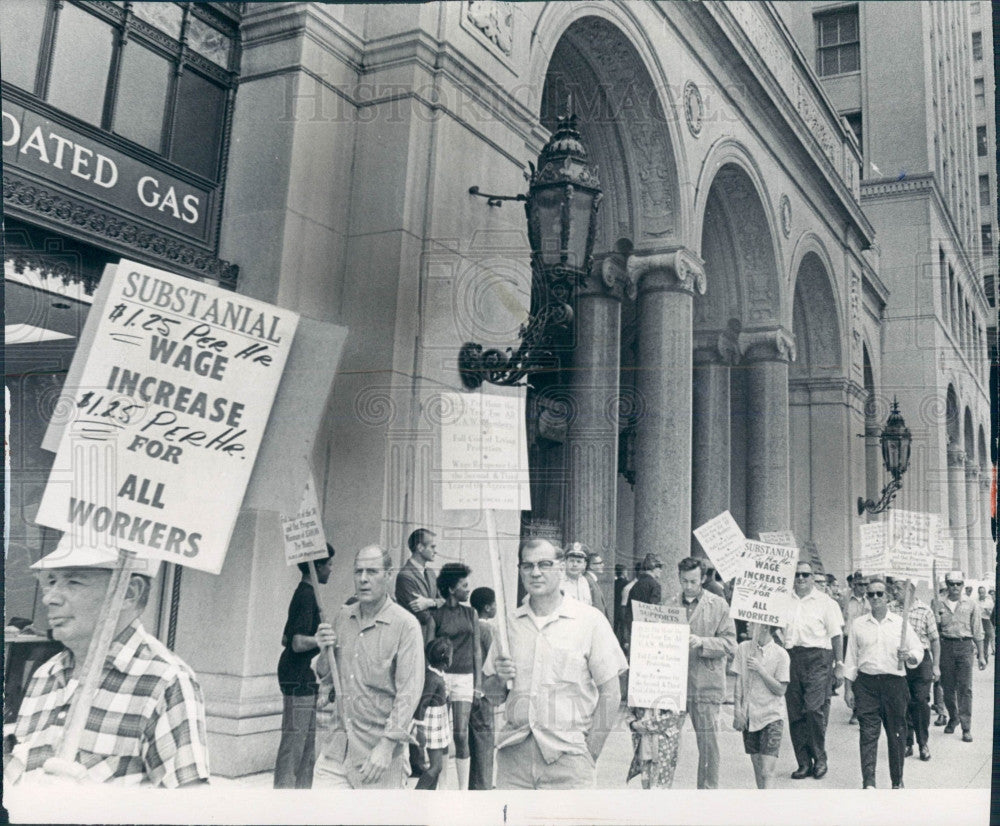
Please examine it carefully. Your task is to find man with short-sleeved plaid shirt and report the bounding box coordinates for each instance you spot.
[7,543,209,786]
[888,580,939,760]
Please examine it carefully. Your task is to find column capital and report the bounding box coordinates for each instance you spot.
[947,443,966,467]
[626,246,706,297]
[739,327,796,364]
[693,321,742,365]
[964,461,980,481]
[580,246,631,300]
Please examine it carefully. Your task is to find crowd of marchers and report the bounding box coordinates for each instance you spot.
[5,532,993,791]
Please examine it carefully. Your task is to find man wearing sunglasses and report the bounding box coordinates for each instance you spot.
[484,538,628,789]
[843,576,924,788]
[934,571,986,742]
[783,561,845,780]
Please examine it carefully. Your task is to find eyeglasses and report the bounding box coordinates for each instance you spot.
[519,560,557,572]
[867,590,885,598]
[946,581,963,587]
[794,572,812,579]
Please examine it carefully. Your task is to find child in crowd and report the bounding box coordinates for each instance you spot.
[414,638,453,790]
[468,587,497,790]
[729,622,790,789]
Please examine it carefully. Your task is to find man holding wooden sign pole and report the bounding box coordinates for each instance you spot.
[7,542,209,786]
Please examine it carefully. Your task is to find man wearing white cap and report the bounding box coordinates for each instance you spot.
[6,541,210,786]
[934,570,986,742]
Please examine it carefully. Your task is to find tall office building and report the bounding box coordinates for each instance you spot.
[784,1,995,581]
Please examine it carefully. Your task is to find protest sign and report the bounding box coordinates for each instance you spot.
[758,530,796,547]
[281,474,328,566]
[933,537,956,572]
[440,391,531,511]
[627,620,689,711]
[631,601,686,624]
[730,540,799,626]
[36,260,298,574]
[857,522,888,576]
[887,543,933,582]
[693,511,746,581]
[888,510,938,554]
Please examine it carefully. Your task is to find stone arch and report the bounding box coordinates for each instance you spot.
[963,407,975,459]
[531,8,685,247]
[693,141,783,328]
[790,250,842,376]
[945,385,960,446]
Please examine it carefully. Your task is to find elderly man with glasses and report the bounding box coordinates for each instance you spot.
[934,571,987,742]
[782,561,845,780]
[483,539,628,789]
[843,576,925,788]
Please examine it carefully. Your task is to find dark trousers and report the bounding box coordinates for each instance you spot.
[854,672,909,787]
[932,680,945,714]
[939,637,974,732]
[273,691,318,788]
[786,647,833,769]
[468,695,495,790]
[904,649,933,748]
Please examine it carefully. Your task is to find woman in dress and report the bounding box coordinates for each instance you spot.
[431,562,481,790]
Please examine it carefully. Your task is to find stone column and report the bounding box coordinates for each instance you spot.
[691,327,740,556]
[965,462,981,579]
[981,475,995,580]
[864,421,882,507]
[564,250,628,606]
[741,328,795,540]
[947,444,968,574]
[627,248,706,579]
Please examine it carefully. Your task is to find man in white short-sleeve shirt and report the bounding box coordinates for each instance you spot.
[484,539,628,789]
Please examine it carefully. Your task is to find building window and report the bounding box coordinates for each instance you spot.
[974,78,985,108]
[972,31,983,61]
[0,1,238,182]
[971,1,980,14]
[977,125,988,156]
[980,175,991,208]
[816,8,860,77]
[982,224,994,256]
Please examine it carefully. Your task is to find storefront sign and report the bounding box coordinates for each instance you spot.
[627,620,689,712]
[36,260,298,574]
[2,103,213,244]
[281,475,328,566]
[729,540,799,626]
[439,391,530,511]
[693,510,746,581]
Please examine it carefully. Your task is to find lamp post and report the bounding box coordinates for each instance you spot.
[857,398,913,515]
[459,112,602,389]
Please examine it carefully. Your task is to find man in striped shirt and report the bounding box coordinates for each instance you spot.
[7,544,210,787]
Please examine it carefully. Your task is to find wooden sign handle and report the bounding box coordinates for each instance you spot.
[307,560,345,724]
[897,578,914,671]
[45,550,138,777]
[484,509,511,658]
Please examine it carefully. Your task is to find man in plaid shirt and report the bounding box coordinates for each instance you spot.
[7,544,210,787]
[888,579,940,761]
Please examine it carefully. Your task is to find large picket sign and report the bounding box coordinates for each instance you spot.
[729,540,799,626]
[627,620,689,712]
[857,522,888,576]
[36,260,298,574]
[693,511,746,581]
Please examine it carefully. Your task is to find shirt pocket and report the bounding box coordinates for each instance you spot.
[545,645,588,686]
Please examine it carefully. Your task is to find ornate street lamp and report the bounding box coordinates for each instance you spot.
[459,112,603,389]
[857,398,913,515]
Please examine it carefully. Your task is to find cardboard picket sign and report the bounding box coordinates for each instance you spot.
[631,601,686,625]
[627,620,689,712]
[36,260,299,575]
[729,540,799,626]
[280,474,328,566]
[857,522,889,576]
[758,530,796,547]
[692,511,746,582]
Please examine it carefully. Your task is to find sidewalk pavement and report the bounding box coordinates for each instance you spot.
[218,658,994,790]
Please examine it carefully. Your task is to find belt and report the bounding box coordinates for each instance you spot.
[941,636,972,641]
